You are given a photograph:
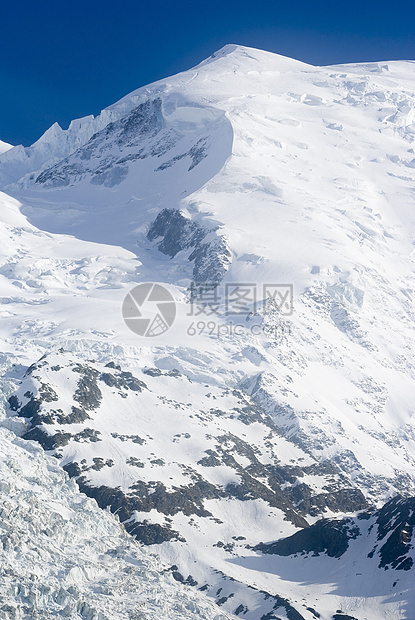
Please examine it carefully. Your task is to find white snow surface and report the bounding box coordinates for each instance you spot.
[0,44,414,619]
[0,140,12,155]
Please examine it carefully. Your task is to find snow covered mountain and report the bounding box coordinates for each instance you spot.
[0,44,414,619]
[0,140,12,155]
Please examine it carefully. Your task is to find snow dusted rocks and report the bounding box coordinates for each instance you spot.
[35,99,167,188]
[147,208,232,284]
[8,350,367,530]
[6,351,415,618]
[6,349,370,618]
[27,96,231,196]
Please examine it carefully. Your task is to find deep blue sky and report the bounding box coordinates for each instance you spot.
[1,0,414,146]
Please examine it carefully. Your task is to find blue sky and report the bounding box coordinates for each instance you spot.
[1,0,414,146]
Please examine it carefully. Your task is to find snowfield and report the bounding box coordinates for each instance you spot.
[0,44,414,619]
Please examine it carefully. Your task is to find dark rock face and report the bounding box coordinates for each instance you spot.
[256,495,415,579]
[147,208,232,284]
[256,517,360,558]
[75,481,184,544]
[63,462,82,478]
[127,522,183,545]
[22,427,72,451]
[7,395,20,411]
[142,367,163,377]
[16,396,41,419]
[116,99,164,145]
[100,370,146,392]
[189,236,232,286]
[168,566,198,587]
[258,592,306,620]
[72,364,102,410]
[374,496,415,571]
[147,208,207,258]
[59,406,90,424]
[35,99,166,188]
[155,138,208,172]
[284,486,367,517]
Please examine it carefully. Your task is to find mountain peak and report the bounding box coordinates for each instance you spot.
[0,138,13,154]
[197,43,312,72]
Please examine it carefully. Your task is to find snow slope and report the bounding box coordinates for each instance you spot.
[0,140,12,154]
[0,45,414,619]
